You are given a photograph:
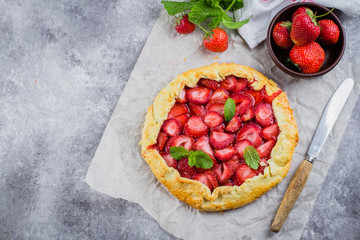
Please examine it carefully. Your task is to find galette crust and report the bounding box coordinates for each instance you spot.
[140,63,298,211]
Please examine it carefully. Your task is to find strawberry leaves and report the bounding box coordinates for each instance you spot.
[243,146,260,170]
[170,146,213,169]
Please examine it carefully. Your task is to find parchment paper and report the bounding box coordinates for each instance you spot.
[86,11,360,240]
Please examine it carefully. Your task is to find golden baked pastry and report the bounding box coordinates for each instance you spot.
[140,63,298,211]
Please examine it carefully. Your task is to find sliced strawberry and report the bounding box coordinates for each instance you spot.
[232,93,254,115]
[258,157,269,174]
[234,139,252,159]
[232,174,241,186]
[174,113,190,127]
[256,139,276,158]
[199,79,219,90]
[220,75,237,91]
[224,116,242,133]
[255,102,275,127]
[160,153,178,169]
[157,131,168,151]
[233,77,248,92]
[211,123,225,132]
[164,137,175,153]
[209,88,229,104]
[176,88,187,103]
[215,146,236,161]
[186,86,212,105]
[214,160,239,184]
[206,103,225,117]
[192,173,212,190]
[205,171,219,190]
[236,123,262,147]
[162,118,181,137]
[204,111,224,129]
[262,87,282,104]
[261,123,279,140]
[236,164,258,184]
[245,89,263,105]
[240,107,255,122]
[166,135,194,152]
[178,158,196,179]
[210,131,235,149]
[223,180,235,186]
[184,116,208,137]
[193,136,215,160]
[189,103,206,117]
[167,103,189,119]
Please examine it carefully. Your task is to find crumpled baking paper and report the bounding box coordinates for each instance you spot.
[86,11,360,240]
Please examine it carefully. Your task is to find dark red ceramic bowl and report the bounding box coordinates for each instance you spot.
[266,2,345,78]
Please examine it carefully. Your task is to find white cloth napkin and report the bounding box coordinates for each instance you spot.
[234,0,360,48]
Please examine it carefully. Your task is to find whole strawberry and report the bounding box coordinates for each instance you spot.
[289,42,325,74]
[291,7,310,22]
[175,14,195,34]
[203,28,228,53]
[272,21,293,49]
[319,19,340,46]
[290,9,320,46]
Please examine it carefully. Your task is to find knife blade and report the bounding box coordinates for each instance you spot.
[270,78,354,233]
[306,78,354,162]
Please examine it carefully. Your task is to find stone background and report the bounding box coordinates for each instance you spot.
[0,1,359,239]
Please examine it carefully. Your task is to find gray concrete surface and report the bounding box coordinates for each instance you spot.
[0,1,359,239]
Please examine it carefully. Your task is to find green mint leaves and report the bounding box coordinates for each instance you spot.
[161,0,251,33]
[188,2,223,25]
[224,98,236,121]
[161,1,196,16]
[170,146,213,169]
[170,146,190,159]
[243,146,260,170]
[188,151,213,169]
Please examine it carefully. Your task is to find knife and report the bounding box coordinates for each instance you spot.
[270,78,354,233]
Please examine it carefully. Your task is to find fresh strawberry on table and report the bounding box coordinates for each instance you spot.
[289,41,325,74]
[203,28,228,53]
[318,19,340,46]
[175,14,196,34]
[272,21,293,49]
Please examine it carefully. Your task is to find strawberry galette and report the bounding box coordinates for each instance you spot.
[140,63,298,211]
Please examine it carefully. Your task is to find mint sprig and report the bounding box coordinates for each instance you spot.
[224,98,236,121]
[188,151,213,169]
[170,146,190,159]
[243,146,260,170]
[161,0,251,33]
[169,146,213,169]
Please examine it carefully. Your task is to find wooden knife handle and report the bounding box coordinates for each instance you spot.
[270,159,313,233]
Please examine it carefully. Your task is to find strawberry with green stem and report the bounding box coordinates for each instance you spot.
[318,19,340,46]
[290,8,334,46]
[272,21,293,49]
[175,14,196,34]
[289,41,325,74]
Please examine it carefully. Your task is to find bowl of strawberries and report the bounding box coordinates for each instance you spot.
[267,2,345,78]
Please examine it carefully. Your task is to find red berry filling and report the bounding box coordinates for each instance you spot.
[155,76,281,191]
